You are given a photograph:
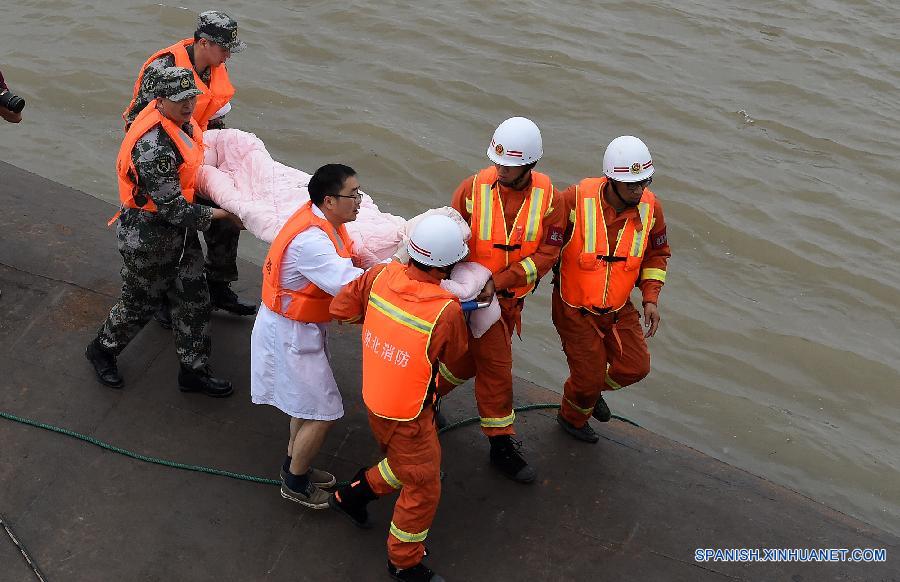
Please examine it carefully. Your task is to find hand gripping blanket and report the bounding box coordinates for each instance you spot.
[439,262,501,339]
[197,128,499,336]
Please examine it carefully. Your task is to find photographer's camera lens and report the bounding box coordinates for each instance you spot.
[0,92,26,114]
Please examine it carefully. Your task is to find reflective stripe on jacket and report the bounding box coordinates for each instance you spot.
[558,177,656,314]
[261,201,354,323]
[467,166,552,298]
[115,99,203,212]
[124,39,235,131]
[362,262,457,421]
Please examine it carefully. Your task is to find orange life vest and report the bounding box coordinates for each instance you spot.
[115,99,203,212]
[124,39,235,131]
[362,262,458,421]
[467,167,553,298]
[261,201,355,323]
[558,177,656,314]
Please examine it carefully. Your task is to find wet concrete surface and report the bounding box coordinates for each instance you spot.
[1,160,896,581]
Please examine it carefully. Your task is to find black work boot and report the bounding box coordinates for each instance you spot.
[488,435,536,483]
[154,300,172,329]
[387,561,446,582]
[328,468,377,528]
[178,365,234,397]
[556,414,600,444]
[208,281,257,316]
[592,394,612,422]
[85,338,124,389]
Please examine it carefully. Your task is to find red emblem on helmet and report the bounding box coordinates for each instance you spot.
[630,162,642,174]
[495,144,505,155]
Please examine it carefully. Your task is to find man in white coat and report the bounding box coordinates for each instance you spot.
[251,163,365,508]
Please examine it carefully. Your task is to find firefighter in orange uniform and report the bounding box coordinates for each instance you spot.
[445,117,566,483]
[553,136,671,443]
[328,215,470,582]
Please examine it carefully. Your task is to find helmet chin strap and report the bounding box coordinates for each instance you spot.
[499,164,534,190]
[610,180,640,208]
[501,176,525,190]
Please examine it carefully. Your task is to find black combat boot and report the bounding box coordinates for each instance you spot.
[488,435,536,483]
[556,414,600,444]
[592,394,612,422]
[85,338,124,388]
[208,281,257,316]
[178,365,234,397]
[328,467,377,528]
[387,561,446,582]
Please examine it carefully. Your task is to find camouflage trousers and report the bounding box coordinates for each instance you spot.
[197,197,239,284]
[96,228,211,369]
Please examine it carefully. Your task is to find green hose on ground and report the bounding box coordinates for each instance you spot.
[1,405,641,580]
[0,405,640,487]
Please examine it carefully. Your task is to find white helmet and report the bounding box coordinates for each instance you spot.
[603,135,654,183]
[486,117,543,166]
[407,215,469,268]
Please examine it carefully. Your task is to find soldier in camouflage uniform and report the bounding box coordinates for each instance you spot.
[123,10,255,326]
[123,11,246,130]
[86,67,241,396]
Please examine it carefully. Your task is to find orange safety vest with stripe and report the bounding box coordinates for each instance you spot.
[124,39,235,131]
[467,167,553,298]
[115,99,203,213]
[362,262,458,421]
[261,201,355,323]
[558,177,656,314]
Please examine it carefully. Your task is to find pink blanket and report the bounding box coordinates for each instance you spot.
[198,129,407,268]
[440,262,501,339]
[197,129,500,334]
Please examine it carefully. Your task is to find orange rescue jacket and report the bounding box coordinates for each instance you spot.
[467,167,553,298]
[115,99,203,212]
[558,177,656,314]
[362,262,458,421]
[124,39,235,131]
[261,201,355,323]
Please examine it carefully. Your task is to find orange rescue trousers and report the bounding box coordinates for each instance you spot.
[439,297,524,437]
[551,286,651,428]
[364,406,441,569]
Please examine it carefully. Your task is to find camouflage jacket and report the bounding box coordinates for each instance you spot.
[117,122,213,250]
[124,49,225,129]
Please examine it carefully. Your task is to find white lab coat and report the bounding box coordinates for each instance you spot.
[250,205,363,419]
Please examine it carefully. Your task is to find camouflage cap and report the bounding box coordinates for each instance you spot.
[195,10,246,53]
[155,67,203,102]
